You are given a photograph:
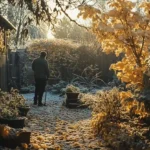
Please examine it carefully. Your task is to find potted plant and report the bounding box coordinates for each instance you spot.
[0,106,26,129]
[65,85,81,108]
[0,89,27,128]
[65,84,80,99]
[10,88,30,117]
[17,105,30,117]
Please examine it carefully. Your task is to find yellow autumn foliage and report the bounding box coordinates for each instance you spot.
[0,30,5,54]
[40,144,48,149]
[119,91,133,101]
[21,143,28,149]
[78,0,150,89]
[32,143,40,149]
[36,135,45,141]
[0,125,9,138]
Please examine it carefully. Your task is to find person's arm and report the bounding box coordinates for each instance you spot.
[45,61,50,79]
[32,60,35,71]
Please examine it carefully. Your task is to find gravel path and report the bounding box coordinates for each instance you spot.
[0,92,111,150]
[21,92,110,150]
[2,92,149,150]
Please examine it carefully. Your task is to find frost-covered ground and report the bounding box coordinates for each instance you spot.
[1,89,110,150]
[2,90,150,150]
[8,92,109,150]
[22,92,62,102]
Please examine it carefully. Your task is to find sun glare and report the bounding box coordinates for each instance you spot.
[47,30,55,39]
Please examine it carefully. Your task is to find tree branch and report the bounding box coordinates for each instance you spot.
[56,0,88,30]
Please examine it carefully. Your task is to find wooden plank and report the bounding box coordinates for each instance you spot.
[0,55,7,91]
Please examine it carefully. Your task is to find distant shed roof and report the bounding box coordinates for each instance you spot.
[0,15,16,30]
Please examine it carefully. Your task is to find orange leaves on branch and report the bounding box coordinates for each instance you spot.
[111,59,144,88]
[119,91,133,102]
[78,5,101,20]
[139,2,150,14]
[108,0,136,11]
[110,61,125,71]
[106,9,120,17]
[78,0,150,89]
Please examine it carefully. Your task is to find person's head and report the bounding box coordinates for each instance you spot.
[40,51,47,58]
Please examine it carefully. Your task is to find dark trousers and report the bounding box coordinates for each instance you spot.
[34,78,46,104]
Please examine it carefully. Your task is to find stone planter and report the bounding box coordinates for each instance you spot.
[66,92,79,100]
[65,92,80,108]
[18,105,30,116]
[0,117,26,128]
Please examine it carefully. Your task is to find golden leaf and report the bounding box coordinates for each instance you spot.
[21,143,28,149]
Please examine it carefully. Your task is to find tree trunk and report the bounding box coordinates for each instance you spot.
[143,73,150,88]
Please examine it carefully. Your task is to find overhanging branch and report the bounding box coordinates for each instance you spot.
[56,0,88,30]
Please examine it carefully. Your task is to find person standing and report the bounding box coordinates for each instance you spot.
[32,51,49,106]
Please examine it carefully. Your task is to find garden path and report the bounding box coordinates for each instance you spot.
[20,92,111,150]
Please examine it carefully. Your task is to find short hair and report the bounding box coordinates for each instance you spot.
[40,51,47,58]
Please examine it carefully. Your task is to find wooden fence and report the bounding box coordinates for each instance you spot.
[0,55,7,91]
[0,52,21,91]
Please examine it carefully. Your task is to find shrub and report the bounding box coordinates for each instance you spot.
[72,65,106,91]
[51,81,68,94]
[25,39,115,86]
[65,84,80,93]
[81,87,122,141]
[120,90,149,118]
[80,88,149,149]
[0,88,27,119]
[81,87,121,117]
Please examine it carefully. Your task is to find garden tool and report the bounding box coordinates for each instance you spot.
[44,81,48,106]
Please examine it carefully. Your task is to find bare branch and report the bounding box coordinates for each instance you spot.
[56,0,88,30]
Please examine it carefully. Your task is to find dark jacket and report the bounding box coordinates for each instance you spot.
[32,57,49,79]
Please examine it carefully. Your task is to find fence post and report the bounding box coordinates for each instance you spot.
[0,55,7,91]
